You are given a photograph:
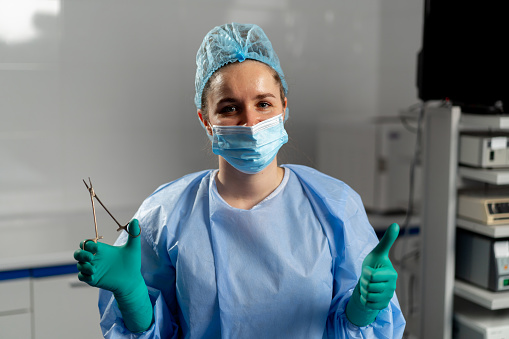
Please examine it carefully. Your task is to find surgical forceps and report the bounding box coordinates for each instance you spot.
[82,177,140,249]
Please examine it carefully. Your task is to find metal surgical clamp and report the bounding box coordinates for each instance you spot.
[82,177,140,250]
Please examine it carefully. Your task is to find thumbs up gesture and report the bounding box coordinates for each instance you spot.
[346,223,400,326]
[359,222,399,309]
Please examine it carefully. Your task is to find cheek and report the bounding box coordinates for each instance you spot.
[206,114,219,127]
[203,118,214,135]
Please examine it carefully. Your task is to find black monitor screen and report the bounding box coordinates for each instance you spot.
[417,1,508,112]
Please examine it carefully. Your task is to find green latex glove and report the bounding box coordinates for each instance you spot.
[73,219,153,333]
[346,223,399,327]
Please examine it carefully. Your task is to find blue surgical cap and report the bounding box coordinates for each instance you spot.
[194,23,288,110]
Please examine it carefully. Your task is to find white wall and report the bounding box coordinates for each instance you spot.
[378,0,423,117]
[0,0,422,259]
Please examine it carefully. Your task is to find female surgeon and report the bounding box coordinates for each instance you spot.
[74,23,406,338]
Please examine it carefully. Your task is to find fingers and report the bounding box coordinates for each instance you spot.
[361,266,398,284]
[359,279,397,310]
[360,293,392,310]
[359,266,397,310]
[78,272,94,284]
[74,248,94,262]
[76,258,96,286]
[360,280,396,296]
[372,223,400,257]
[360,280,390,294]
[360,289,389,304]
[74,241,99,285]
[75,247,97,285]
[79,240,98,253]
[74,240,99,263]
[77,262,95,276]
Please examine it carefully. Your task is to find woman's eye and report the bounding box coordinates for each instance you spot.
[220,106,237,114]
[258,102,271,109]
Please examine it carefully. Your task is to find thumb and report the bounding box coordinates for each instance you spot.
[372,223,399,257]
[125,219,141,248]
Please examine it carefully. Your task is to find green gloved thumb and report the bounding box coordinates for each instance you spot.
[124,219,141,249]
[370,223,399,258]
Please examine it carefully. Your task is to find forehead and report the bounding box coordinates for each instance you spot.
[208,60,279,97]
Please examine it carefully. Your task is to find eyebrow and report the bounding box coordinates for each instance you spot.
[254,93,277,100]
[216,97,237,106]
[216,93,277,105]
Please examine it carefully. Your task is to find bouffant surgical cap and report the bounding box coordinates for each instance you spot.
[195,23,288,110]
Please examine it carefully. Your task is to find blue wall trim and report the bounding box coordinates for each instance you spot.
[0,264,78,281]
[0,269,31,281]
[31,264,78,278]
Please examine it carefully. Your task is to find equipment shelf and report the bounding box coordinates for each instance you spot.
[461,113,509,130]
[458,167,509,185]
[457,217,509,238]
[454,280,509,310]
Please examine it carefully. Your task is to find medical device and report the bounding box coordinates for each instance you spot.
[82,177,139,248]
[454,297,509,339]
[459,132,509,168]
[458,190,509,226]
[455,229,509,292]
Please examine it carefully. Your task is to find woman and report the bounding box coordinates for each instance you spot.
[74,23,405,338]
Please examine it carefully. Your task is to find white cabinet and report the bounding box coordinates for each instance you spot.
[0,277,32,338]
[0,313,32,338]
[32,274,102,339]
[0,277,31,313]
[0,270,104,339]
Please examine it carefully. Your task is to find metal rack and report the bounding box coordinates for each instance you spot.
[420,106,509,338]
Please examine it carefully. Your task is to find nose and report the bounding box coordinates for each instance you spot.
[239,108,262,127]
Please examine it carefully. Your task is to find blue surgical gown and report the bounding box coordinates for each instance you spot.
[98,164,406,338]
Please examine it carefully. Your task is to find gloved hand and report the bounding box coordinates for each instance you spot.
[73,219,153,333]
[346,223,399,327]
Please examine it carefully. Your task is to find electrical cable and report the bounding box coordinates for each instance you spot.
[401,102,425,232]
[394,102,425,266]
[400,115,419,134]
[393,102,426,338]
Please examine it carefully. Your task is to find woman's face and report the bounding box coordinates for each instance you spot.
[198,60,287,135]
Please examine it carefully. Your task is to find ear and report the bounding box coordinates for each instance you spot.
[197,109,213,136]
[282,97,288,121]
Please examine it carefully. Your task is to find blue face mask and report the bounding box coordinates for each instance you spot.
[209,114,288,174]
